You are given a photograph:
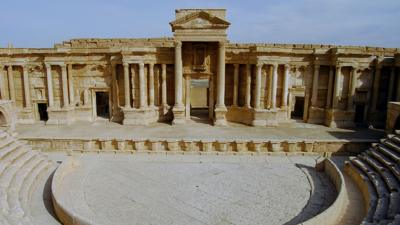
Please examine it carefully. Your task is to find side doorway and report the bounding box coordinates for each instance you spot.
[93,91,110,120]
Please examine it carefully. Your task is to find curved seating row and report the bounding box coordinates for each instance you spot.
[0,130,60,225]
[345,130,400,225]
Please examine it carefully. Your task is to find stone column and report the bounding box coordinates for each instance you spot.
[216,42,226,108]
[161,64,167,106]
[388,66,395,101]
[311,64,320,107]
[245,64,251,108]
[45,64,54,107]
[148,63,155,108]
[67,64,74,107]
[326,66,334,108]
[22,65,31,108]
[111,63,119,108]
[7,65,15,101]
[61,64,69,108]
[0,65,6,99]
[123,63,131,108]
[254,63,262,109]
[139,62,146,108]
[371,65,381,111]
[332,66,341,109]
[185,76,191,119]
[347,66,357,110]
[174,41,183,107]
[233,64,239,106]
[282,64,290,108]
[271,63,278,109]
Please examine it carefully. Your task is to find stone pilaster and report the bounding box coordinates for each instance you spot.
[7,65,15,101]
[214,41,227,126]
[67,64,74,107]
[123,63,131,108]
[245,64,251,108]
[148,63,155,108]
[233,64,239,107]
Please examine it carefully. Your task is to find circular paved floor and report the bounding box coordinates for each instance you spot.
[60,155,336,225]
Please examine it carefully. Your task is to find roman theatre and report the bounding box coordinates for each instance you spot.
[0,8,400,225]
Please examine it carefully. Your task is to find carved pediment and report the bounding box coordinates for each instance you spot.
[170,11,230,31]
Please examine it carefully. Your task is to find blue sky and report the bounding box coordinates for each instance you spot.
[1,0,399,48]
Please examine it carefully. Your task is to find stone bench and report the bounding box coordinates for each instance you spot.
[367,149,400,183]
[374,143,400,164]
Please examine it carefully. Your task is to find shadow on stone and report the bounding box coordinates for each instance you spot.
[284,163,336,225]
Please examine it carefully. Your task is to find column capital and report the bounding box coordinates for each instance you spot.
[139,62,144,67]
[174,41,182,48]
[149,62,154,67]
[284,64,290,70]
[44,63,52,68]
[218,41,226,48]
[233,63,239,69]
[123,62,130,68]
[314,64,320,69]
[161,63,167,69]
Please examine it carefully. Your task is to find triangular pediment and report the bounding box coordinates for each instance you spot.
[170,11,230,31]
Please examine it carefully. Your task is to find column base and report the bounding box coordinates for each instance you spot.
[122,107,158,125]
[214,106,227,126]
[158,105,172,122]
[46,107,75,125]
[172,105,186,125]
[17,107,35,124]
[325,109,355,128]
[307,107,325,124]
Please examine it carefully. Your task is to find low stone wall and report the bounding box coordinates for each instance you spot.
[300,158,348,225]
[386,102,400,132]
[24,137,372,155]
[51,158,95,225]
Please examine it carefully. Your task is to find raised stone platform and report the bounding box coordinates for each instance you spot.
[16,121,384,155]
[51,154,336,225]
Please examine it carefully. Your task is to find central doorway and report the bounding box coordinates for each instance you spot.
[95,92,110,119]
[190,79,210,123]
[291,96,304,119]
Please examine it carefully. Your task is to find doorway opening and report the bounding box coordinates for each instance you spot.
[190,79,210,123]
[354,104,365,124]
[96,92,110,119]
[0,111,6,127]
[395,116,400,131]
[37,103,48,121]
[291,97,304,119]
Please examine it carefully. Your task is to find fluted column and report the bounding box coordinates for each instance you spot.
[61,64,69,108]
[326,66,334,108]
[22,65,31,108]
[148,63,155,108]
[0,65,5,100]
[347,66,357,110]
[271,63,278,109]
[7,65,15,101]
[45,64,54,107]
[245,64,251,108]
[282,64,290,108]
[161,64,167,106]
[174,41,183,107]
[123,63,131,108]
[311,64,320,107]
[254,63,262,109]
[233,64,239,106]
[332,66,341,109]
[216,42,226,108]
[371,65,381,111]
[388,66,395,101]
[67,64,74,107]
[139,62,146,108]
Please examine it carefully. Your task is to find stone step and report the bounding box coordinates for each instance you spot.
[20,160,52,215]
[388,135,400,145]
[0,152,37,213]
[374,144,400,165]
[344,161,377,223]
[0,141,23,161]
[381,139,400,154]
[0,137,15,150]
[350,158,390,221]
[388,192,400,218]
[367,149,400,181]
[360,152,399,192]
[0,146,28,177]
[8,156,47,218]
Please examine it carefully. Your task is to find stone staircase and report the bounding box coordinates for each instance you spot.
[0,130,60,225]
[345,130,400,225]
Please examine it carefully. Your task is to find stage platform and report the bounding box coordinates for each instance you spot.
[16,120,385,154]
